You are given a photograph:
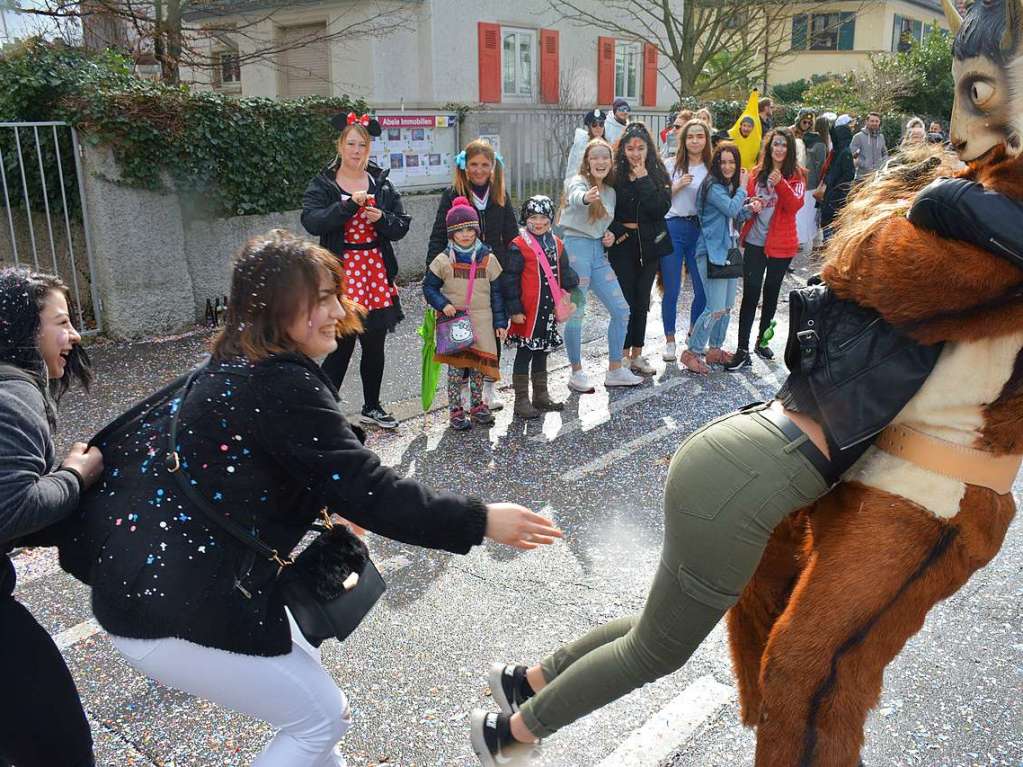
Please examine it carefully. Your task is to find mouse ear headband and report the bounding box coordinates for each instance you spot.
[330,112,382,138]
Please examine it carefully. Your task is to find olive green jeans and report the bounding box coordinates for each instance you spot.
[518,406,831,738]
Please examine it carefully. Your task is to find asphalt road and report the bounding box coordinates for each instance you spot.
[11,266,1022,767]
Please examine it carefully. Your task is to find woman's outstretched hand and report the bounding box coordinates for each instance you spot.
[485,503,563,550]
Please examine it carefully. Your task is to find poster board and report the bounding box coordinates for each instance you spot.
[370,113,459,192]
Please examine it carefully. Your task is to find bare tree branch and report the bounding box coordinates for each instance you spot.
[12,0,416,84]
[548,0,877,99]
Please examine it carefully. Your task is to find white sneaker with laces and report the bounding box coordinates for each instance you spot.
[605,367,644,387]
[661,341,677,361]
[630,355,656,375]
[567,370,595,393]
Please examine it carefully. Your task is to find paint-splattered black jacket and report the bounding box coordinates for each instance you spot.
[90,353,487,656]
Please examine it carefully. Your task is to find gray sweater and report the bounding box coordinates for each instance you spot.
[559,175,616,240]
[0,372,80,595]
[850,128,889,179]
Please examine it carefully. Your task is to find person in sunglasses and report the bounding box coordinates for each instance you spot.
[603,97,632,147]
[564,108,608,182]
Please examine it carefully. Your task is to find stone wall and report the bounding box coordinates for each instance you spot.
[80,145,441,337]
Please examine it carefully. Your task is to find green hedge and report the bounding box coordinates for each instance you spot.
[0,40,367,218]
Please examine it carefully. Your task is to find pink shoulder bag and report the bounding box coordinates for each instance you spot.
[522,232,575,323]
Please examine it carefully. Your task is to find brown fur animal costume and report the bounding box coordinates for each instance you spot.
[728,1,1023,764]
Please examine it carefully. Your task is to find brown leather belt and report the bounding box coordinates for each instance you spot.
[874,424,1023,495]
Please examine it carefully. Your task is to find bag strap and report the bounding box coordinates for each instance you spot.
[449,246,480,311]
[166,364,292,570]
[522,232,564,302]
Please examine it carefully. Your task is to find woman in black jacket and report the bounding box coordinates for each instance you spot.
[607,122,673,376]
[820,121,856,237]
[302,114,410,429]
[91,231,559,767]
[0,268,103,767]
[427,139,519,410]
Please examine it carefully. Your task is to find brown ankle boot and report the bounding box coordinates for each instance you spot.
[513,373,541,419]
[531,371,564,411]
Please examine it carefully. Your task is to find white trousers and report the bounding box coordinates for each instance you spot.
[796,189,819,247]
[110,614,350,767]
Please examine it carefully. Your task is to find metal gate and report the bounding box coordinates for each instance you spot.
[0,121,101,334]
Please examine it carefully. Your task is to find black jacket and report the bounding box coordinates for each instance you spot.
[301,161,411,284]
[821,125,855,226]
[608,175,673,265]
[909,178,1023,270]
[427,187,520,268]
[90,354,487,656]
[778,284,942,454]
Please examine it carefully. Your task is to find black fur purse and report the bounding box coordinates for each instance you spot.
[167,366,385,647]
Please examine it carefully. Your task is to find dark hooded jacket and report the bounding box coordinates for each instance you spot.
[821,125,856,227]
[301,160,411,285]
[803,131,828,191]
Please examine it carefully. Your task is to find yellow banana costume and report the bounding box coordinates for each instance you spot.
[728,90,763,171]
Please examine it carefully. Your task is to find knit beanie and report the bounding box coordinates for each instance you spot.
[446,196,481,235]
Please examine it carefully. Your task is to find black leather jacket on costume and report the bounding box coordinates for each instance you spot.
[778,284,942,456]
[778,179,1023,465]
[908,177,1023,270]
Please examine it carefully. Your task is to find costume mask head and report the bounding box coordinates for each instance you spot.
[944,0,1023,160]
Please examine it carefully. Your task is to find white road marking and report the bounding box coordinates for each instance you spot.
[54,619,101,650]
[375,553,413,575]
[736,374,771,402]
[533,378,696,443]
[559,417,679,483]
[595,675,736,767]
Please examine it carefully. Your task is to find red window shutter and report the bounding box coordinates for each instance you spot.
[597,36,615,105]
[642,43,658,106]
[540,29,560,104]
[478,22,501,103]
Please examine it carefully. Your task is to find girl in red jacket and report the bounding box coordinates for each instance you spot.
[725,128,805,370]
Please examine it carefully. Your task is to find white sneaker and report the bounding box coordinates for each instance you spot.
[568,370,596,393]
[629,355,656,376]
[661,342,677,361]
[605,367,644,387]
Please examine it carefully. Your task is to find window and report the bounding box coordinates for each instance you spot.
[214,49,241,87]
[615,41,641,100]
[791,12,856,51]
[892,15,924,52]
[502,28,535,99]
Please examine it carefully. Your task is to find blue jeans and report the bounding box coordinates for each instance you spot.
[688,252,738,352]
[663,217,705,338]
[563,235,631,365]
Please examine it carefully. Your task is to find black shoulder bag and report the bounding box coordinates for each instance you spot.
[167,366,385,647]
[705,195,744,280]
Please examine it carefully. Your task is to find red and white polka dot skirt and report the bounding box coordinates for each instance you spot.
[342,207,397,311]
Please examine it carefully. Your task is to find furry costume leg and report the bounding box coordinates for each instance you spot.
[753,483,1014,767]
[728,512,810,726]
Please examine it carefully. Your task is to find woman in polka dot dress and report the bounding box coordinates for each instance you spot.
[302,113,411,429]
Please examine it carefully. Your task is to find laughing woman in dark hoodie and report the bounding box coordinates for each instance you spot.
[302,113,411,430]
[0,268,103,767]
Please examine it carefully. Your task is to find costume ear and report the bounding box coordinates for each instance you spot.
[366,119,382,138]
[329,112,347,131]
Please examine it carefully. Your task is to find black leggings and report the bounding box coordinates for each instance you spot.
[609,250,660,350]
[513,348,549,376]
[737,243,792,351]
[321,328,387,409]
[0,596,94,767]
